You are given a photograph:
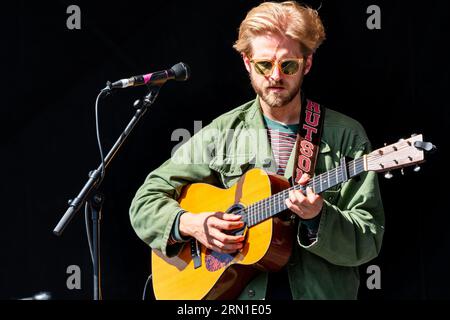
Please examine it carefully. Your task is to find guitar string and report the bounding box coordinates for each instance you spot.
[243,164,359,224]
[241,146,413,225]
[225,142,415,224]
[241,153,407,225]
[237,144,414,225]
[240,160,363,224]
[242,160,352,223]
[243,162,365,225]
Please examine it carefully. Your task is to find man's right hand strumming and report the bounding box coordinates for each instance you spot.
[179,212,245,254]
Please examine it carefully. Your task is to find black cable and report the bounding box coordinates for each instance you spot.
[85,202,94,264]
[95,91,106,186]
[85,89,108,264]
[84,89,108,299]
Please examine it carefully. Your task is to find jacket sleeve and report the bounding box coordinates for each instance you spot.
[297,141,385,267]
[129,122,219,257]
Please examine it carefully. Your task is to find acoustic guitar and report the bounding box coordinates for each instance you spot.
[151,134,434,299]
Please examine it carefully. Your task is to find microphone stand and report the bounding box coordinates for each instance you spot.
[53,84,162,300]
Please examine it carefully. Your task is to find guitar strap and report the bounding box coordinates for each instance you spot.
[292,94,326,184]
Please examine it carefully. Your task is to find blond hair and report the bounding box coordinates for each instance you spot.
[233,1,326,57]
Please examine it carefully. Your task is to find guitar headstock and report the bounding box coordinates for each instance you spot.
[366,134,435,174]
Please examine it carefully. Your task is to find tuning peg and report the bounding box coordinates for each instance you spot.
[401,168,405,175]
[413,165,421,172]
[384,171,394,179]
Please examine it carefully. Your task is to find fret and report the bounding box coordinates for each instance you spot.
[264,199,268,221]
[265,201,271,223]
[257,201,262,225]
[348,159,362,178]
[279,193,285,212]
[276,196,280,214]
[261,200,267,224]
[350,160,354,177]
[261,201,264,225]
[327,170,330,191]
[250,204,255,227]
[251,205,255,225]
[244,207,248,225]
[256,204,260,225]
[261,200,266,223]
[269,199,272,219]
[260,202,263,223]
[246,206,250,226]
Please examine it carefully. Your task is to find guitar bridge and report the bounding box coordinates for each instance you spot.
[190,239,202,269]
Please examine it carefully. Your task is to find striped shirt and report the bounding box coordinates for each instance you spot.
[263,116,299,176]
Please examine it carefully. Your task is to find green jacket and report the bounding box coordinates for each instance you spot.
[129,98,385,300]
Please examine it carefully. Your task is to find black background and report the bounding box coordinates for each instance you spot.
[1,0,449,300]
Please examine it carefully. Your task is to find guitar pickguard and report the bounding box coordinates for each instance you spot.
[205,250,236,272]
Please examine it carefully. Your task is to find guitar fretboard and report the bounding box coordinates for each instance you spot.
[241,157,365,227]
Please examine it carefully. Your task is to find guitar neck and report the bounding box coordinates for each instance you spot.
[241,157,366,227]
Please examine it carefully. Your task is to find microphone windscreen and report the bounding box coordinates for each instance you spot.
[171,62,190,81]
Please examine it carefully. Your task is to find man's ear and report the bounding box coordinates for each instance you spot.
[243,54,252,73]
[303,54,313,75]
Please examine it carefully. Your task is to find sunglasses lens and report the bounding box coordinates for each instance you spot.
[281,60,300,75]
[254,61,274,75]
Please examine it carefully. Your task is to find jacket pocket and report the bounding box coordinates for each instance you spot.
[209,157,252,188]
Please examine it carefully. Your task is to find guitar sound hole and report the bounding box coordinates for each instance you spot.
[225,204,246,237]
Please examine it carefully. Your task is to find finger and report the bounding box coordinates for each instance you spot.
[216,212,243,221]
[306,186,319,203]
[210,217,245,231]
[285,198,294,210]
[208,243,238,254]
[298,173,311,185]
[210,237,244,253]
[285,198,304,216]
[289,190,296,204]
[211,228,245,244]
[292,189,306,205]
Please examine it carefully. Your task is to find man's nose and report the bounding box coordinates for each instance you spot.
[269,63,282,81]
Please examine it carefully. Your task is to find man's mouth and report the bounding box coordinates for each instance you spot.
[267,86,285,92]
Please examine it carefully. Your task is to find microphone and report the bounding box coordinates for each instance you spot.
[110,62,190,89]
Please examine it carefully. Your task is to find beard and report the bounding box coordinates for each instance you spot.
[250,75,302,109]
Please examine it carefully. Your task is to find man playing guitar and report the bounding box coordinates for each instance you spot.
[130,1,385,300]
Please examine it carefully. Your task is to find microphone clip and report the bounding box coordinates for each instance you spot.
[100,81,114,98]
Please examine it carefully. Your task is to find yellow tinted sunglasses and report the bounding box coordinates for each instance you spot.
[250,58,304,76]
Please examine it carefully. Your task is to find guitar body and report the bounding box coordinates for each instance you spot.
[151,168,294,300]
